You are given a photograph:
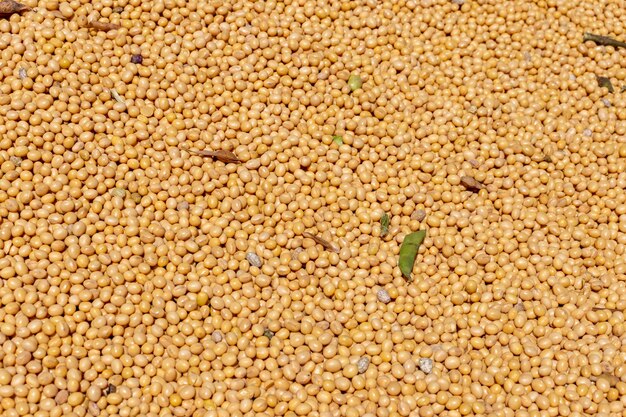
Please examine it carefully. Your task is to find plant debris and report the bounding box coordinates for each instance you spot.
[398,230,427,282]
[85,19,121,32]
[263,329,274,339]
[302,231,340,253]
[0,0,30,16]
[583,33,626,49]
[189,149,242,164]
[332,135,344,145]
[596,76,614,93]
[460,175,484,192]
[110,88,126,104]
[380,213,390,238]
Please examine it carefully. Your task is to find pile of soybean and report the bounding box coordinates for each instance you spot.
[1,0,626,416]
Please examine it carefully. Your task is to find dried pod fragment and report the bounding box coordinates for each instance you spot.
[460,175,484,192]
[0,0,30,16]
[303,231,340,253]
[190,149,242,164]
[86,19,121,31]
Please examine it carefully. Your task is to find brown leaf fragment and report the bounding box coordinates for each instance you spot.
[190,149,242,164]
[303,232,340,253]
[0,0,30,16]
[460,175,484,192]
[596,76,615,93]
[86,19,120,31]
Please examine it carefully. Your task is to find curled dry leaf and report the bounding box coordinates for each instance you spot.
[86,19,121,31]
[190,149,242,164]
[0,0,30,16]
[460,175,484,192]
[302,232,340,253]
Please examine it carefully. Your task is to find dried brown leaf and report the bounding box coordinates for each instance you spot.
[190,149,242,164]
[86,19,120,31]
[0,0,30,16]
[303,232,339,253]
[460,175,484,192]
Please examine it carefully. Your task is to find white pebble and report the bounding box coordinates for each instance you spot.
[377,289,391,304]
[419,358,433,374]
[357,357,370,374]
[246,252,263,267]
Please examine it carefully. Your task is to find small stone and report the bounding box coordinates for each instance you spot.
[418,358,433,374]
[377,289,391,304]
[460,176,484,192]
[263,329,275,339]
[130,54,143,64]
[246,252,263,267]
[18,67,27,79]
[105,384,116,395]
[450,0,465,5]
[212,331,223,343]
[357,357,370,374]
[177,201,190,211]
[583,129,592,137]
[602,98,612,107]
[411,209,426,222]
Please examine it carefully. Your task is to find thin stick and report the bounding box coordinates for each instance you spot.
[583,33,626,49]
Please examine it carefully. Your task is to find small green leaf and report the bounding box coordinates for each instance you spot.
[398,230,427,282]
[597,76,614,93]
[381,213,390,238]
[332,135,344,145]
[348,74,362,92]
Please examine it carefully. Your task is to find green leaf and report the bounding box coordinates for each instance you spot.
[348,74,362,92]
[381,213,390,238]
[398,230,426,282]
[332,135,344,145]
